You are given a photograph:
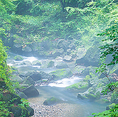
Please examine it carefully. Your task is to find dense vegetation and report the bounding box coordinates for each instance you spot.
[0,0,118,116]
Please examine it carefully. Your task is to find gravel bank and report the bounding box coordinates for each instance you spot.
[29,97,84,117]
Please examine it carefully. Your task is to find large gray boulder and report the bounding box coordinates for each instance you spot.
[76,46,100,67]
[22,86,39,97]
[25,71,42,81]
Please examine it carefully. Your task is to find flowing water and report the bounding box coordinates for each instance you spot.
[7,52,109,117]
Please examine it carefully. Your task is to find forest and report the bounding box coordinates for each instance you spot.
[0,0,118,117]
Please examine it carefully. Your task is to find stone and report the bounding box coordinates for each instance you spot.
[23,77,35,85]
[49,69,73,79]
[43,97,63,105]
[22,86,39,97]
[56,62,69,69]
[47,61,54,68]
[18,92,28,99]
[32,60,41,66]
[14,55,23,61]
[63,55,73,62]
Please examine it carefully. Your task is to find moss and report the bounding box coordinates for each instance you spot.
[43,97,62,105]
[14,55,23,61]
[66,81,88,90]
[50,69,72,79]
[100,99,110,103]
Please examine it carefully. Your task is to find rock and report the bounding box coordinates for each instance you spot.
[14,55,23,61]
[56,62,69,69]
[32,60,41,66]
[78,86,101,101]
[22,45,32,52]
[26,106,34,116]
[80,68,90,76]
[11,105,29,117]
[23,77,35,85]
[2,93,21,105]
[106,103,116,110]
[49,68,73,79]
[18,92,28,99]
[67,81,89,90]
[63,55,73,62]
[43,97,63,105]
[76,46,100,67]
[25,71,42,81]
[23,71,53,81]
[56,39,68,51]
[39,71,53,80]
[111,89,118,103]
[77,93,86,99]
[10,75,23,83]
[68,43,76,50]
[20,61,32,66]
[22,86,39,97]
[52,48,64,57]
[47,61,54,68]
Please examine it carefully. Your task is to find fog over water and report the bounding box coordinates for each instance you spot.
[7,52,109,117]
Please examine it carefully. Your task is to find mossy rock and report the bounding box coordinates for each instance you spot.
[111,89,118,103]
[14,55,23,61]
[23,77,35,85]
[43,97,63,105]
[32,60,41,66]
[47,61,54,68]
[66,81,88,90]
[2,93,21,105]
[10,105,29,117]
[99,99,110,103]
[85,91,100,100]
[106,103,116,110]
[49,69,73,79]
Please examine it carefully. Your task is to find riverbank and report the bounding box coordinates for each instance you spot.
[29,101,84,117]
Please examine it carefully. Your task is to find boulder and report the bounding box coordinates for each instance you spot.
[14,55,23,61]
[56,61,69,69]
[43,97,63,105]
[26,106,34,116]
[106,103,116,110]
[23,77,35,85]
[39,71,53,80]
[11,105,29,117]
[10,75,23,83]
[47,61,54,68]
[18,92,28,99]
[80,68,90,76]
[22,45,32,52]
[50,68,73,79]
[20,61,32,66]
[56,39,69,51]
[63,55,73,62]
[52,48,64,57]
[32,60,41,66]
[76,46,100,67]
[25,71,42,81]
[22,86,39,97]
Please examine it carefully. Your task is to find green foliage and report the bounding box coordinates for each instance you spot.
[0,39,31,117]
[102,82,118,95]
[92,103,118,117]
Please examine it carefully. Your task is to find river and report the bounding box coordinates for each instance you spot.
[7,52,109,117]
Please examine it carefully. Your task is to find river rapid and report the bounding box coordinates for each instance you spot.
[7,52,109,117]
